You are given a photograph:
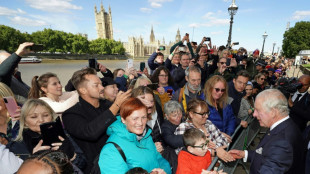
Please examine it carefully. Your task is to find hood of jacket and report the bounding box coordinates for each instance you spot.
[107,116,152,145]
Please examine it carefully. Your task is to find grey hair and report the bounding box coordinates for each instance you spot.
[164,100,182,116]
[185,65,201,77]
[256,89,289,116]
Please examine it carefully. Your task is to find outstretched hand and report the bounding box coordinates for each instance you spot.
[15,42,34,57]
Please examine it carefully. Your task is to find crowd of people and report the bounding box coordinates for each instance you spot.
[0,34,309,174]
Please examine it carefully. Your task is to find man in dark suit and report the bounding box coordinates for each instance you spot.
[288,74,310,131]
[229,89,305,174]
[62,68,131,173]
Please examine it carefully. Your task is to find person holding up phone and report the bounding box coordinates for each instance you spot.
[0,42,33,101]
[169,33,195,59]
[10,99,86,170]
[0,82,21,143]
[148,47,165,75]
[28,72,79,117]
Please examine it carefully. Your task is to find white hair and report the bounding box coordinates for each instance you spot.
[256,89,289,116]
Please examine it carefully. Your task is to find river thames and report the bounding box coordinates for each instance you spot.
[18,59,149,86]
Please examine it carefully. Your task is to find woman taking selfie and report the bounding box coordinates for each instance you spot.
[28,72,78,116]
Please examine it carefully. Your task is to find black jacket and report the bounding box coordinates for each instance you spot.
[161,120,183,149]
[290,92,310,131]
[228,81,245,125]
[62,97,116,173]
[0,53,21,86]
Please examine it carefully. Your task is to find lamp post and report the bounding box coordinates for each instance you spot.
[260,31,268,58]
[272,42,276,56]
[227,0,238,47]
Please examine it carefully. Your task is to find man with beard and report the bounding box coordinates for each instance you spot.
[172,66,204,113]
[62,68,131,173]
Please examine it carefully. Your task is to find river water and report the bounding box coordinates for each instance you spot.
[18,59,149,86]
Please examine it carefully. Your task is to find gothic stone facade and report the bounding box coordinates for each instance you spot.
[94,2,113,40]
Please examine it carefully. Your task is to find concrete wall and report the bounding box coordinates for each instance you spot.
[28,53,129,60]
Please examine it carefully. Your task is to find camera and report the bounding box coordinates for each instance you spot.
[276,77,303,99]
[28,44,44,52]
[179,45,186,52]
[233,42,239,45]
[159,46,165,51]
[204,37,211,41]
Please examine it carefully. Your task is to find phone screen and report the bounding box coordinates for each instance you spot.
[3,97,19,118]
[127,59,133,68]
[29,44,44,52]
[226,58,231,66]
[40,117,66,146]
[88,58,99,71]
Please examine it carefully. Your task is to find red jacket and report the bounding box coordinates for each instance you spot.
[176,149,211,174]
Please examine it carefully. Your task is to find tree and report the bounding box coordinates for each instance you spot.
[282,21,310,58]
[0,25,26,53]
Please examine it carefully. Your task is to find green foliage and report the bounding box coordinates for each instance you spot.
[282,21,310,58]
[0,25,124,55]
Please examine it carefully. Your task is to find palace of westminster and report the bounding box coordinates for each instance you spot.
[95,2,182,58]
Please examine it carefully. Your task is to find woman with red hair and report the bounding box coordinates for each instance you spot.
[98,97,171,174]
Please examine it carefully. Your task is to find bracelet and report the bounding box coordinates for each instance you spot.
[115,103,120,108]
[123,74,128,79]
[171,53,174,56]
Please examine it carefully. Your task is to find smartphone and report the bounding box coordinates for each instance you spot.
[179,46,186,52]
[88,58,100,72]
[147,83,158,90]
[3,97,19,118]
[29,44,44,52]
[40,117,66,146]
[205,37,211,41]
[226,58,231,66]
[167,89,173,95]
[127,59,133,69]
[159,46,165,51]
[140,62,145,72]
[233,42,239,45]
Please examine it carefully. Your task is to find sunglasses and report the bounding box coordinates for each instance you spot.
[191,139,209,150]
[215,88,225,93]
[219,62,226,65]
[193,111,210,117]
[260,78,265,80]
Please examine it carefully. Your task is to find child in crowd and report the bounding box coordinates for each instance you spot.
[176,128,212,174]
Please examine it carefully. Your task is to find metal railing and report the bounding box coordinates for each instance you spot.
[206,115,261,174]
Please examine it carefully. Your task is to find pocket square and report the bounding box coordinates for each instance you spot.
[256,147,263,155]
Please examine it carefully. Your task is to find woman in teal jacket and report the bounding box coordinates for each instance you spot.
[98,97,171,174]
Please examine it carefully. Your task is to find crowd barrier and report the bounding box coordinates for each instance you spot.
[206,115,261,174]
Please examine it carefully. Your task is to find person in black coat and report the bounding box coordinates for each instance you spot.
[288,75,310,131]
[171,53,190,89]
[229,89,305,174]
[228,70,250,128]
[62,68,131,173]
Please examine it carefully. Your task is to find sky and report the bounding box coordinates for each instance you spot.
[1,0,310,53]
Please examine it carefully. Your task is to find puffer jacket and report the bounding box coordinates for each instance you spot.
[98,117,171,174]
[206,100,236,136]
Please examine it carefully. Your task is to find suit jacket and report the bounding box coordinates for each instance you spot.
[290,92,310,131]
[248,118,304,174]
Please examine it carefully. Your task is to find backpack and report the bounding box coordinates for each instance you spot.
[90,142,126,174]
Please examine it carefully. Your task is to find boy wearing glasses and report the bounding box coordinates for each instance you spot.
[176,128,212,174]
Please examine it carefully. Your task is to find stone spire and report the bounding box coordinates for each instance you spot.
[150,25,155,44]
[109,5,111,14]
[175,28,181,43]
[162,37,165,45]
[94,5,97,13]
[100,1,105,12]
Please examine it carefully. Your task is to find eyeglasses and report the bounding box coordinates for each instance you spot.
[260,78,265,81]
[193,111,210,117]
[219,62,226,65]
[191,139,209,150]
[158,75,168,77]
[215,88,225,93]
